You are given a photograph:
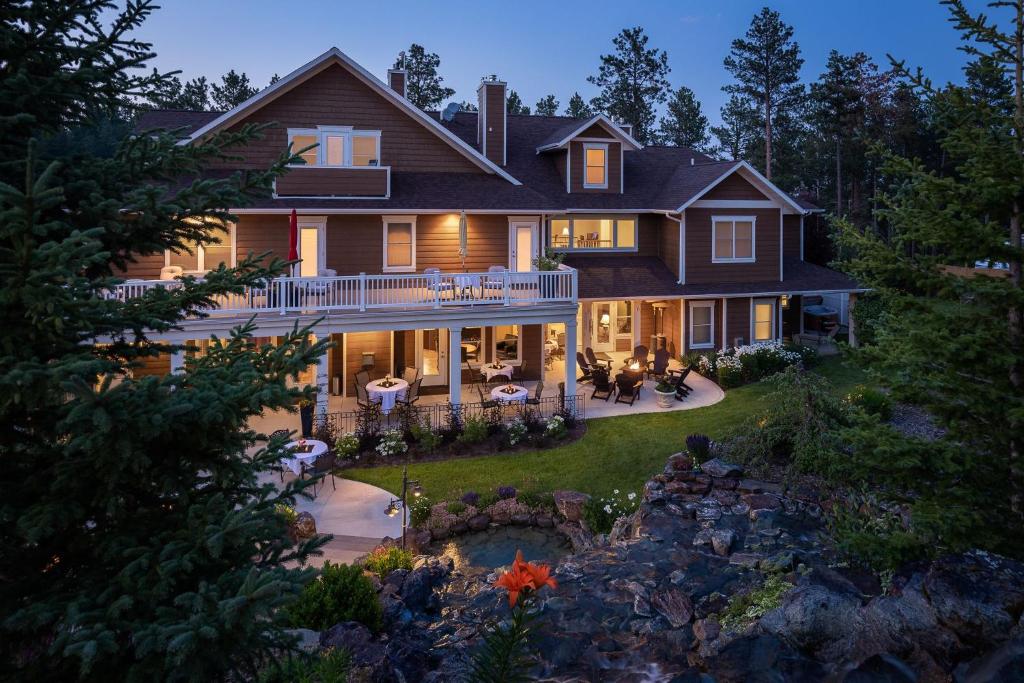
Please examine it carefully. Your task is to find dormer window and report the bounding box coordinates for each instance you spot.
[583,143,608,188]
[287,127,381,167]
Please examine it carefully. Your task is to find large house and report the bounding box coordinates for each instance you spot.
[123,48,861,414]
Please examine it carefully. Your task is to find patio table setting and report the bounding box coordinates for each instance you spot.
[491,383,528,403]
[481,361,514,382]
[367,375,408,414]
[282,438,328,475]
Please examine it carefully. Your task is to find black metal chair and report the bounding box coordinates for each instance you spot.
[512,360,528,383]
[576,352,595,384]
[270,429,291,481]
[355,369,371,388]
[476,383,500,409]
[590,369,614,401]
[614,372,643,406]
[402,366,419,384]
[558,381,566,412]
[667,366,695,395]
[585,347,612,370]
[309,451,337,497]
[525,380,544,405]
[647,348,671,379]
[354,380,376,410]
[399,378,422,407]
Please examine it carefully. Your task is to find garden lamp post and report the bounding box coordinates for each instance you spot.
[384,463,422,550]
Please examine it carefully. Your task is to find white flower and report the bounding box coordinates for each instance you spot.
[613,489,620,494]
[627,492,636,501]
[603,505,613,514]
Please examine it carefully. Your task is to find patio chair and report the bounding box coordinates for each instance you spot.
[585,347,612,370]
[402,366,419,384]
[353,381,378,410]
[614,373,643,406]
[399,378,422,407]
[512,360,528,383]
[355,369,371,388]
[482,265,506,294]
[309,451,337,497]
[270,428,291,481]
[476,383,500,409]
[667,366,694,398]
[590,369,614,401]
[632,345,650,367]
[525,380,544,406]
[424,267,454,297]
[647,348,671,379]
[576,352,595,384]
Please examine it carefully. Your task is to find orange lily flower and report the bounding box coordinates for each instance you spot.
[493,562,534,607]
[524,561,558,592]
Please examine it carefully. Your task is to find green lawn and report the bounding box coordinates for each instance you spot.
[342,357,865,501]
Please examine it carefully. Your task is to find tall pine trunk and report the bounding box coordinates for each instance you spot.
[765,95,773,179]
[1011,2,1024,519]
[835,137,843,217]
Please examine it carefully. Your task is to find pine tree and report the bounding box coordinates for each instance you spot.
[394,44,455,110]
[564,92,592,119]
[837,0,1024,548]
[658,85,711,150]
[723,7,804,179]
[534,94,559,116]
[211,69,258,109]
[587,27,671,144]
[457,100,478,112]
[506,90,530,115]
[711,95,759,160]
[149,73,211,110]
[0,2,328,678]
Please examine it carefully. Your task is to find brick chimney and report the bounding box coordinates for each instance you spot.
[476,76,506,166]
[387,68,407,98]
[618,122,634,138]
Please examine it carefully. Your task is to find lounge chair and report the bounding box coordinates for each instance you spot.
[576,352,595,384]
[590,369,614,401]
[614,372,643,406]
[585,347,612,370]
[647,348,671,379]
[667,366,694,398]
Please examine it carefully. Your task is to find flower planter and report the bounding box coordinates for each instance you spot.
[654,388,676,409]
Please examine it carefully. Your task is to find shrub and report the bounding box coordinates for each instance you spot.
[311,417,338,446]
[685,434,712,463]
[458,415,489,445]
[410,496,432,527]
[334,432,360,461]
[517,491,555,512]
[497,485,517,500]
[286,562,382,632]
[477,492,499,510]
[717,574,793,632]
[716,355,744,388]
[544,414,568,440]
[275,503,298,527]
[375,429,407,459]
[257,647,351,683]
[446,501,467,516]
[461,491,480,507]
[845,385,892,420]
[410,418,442,453]
[505,417,528,446]
[363,546,414,578]
[582,489,639,534]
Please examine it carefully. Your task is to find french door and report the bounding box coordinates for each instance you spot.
[508,219,539,272]
[415,328,448,386]
[592,302,615,352]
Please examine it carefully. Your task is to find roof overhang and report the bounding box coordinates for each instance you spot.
[675,161,806,215]
[180,48,521,186]
[535,114,643,153]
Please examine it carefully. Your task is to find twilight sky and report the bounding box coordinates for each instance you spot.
[135,0,978,124]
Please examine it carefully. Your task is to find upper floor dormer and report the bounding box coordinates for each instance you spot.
[535,114,642,195]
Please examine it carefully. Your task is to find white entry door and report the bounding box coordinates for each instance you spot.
[592,302,615,352]
[415,328,448,386]
[508,219,539,272]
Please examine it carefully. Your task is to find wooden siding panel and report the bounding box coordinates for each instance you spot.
[578,122,616,138]
[522,324,542,381]
[726,297,751,347]
[482,85,506,165]
[213,63,481,173]
[704,173,768,200]
[683,208,781,283]
[568,140,621,193]
[345,331,392,385]
[276,167,388,197]
[636,214,660,257]
[133,353,170,378]
[235,215,290,267]
[116,252,165,279]
[783,214,802,259]
[660,215,680,278]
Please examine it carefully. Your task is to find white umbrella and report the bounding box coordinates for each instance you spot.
[458,210,468,271]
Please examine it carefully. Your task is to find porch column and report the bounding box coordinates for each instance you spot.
[448,326,462,405]
[848,293,858,348]
[169,349,185,374]
[315,346,330,416]
[564,317,577,414]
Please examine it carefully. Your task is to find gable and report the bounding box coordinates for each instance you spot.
[212,64,481,174]
[578,122,616,139]
[703,172,768,201]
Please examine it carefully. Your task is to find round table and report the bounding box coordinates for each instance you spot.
[491,384,528,403]
[283,439,328,475]
[367,378,408,414]
[481,363,513,382]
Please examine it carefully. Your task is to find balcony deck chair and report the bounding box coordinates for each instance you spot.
[525,380,544,406]
[590,369,614,401]
[476,383,500,409]
[424,267,454,298]
[576,352,595,384]
[585,347,612,370]
[614,372,643,406]
[482,265,506,295]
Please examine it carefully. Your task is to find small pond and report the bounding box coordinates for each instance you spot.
[434,526,572,574]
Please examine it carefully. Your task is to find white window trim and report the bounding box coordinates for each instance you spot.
[296,215,327,277]
[165,222,237,274]
[582,142,609,189]
[382,215,417,273]
[711,215,757,263]
[750,297,777,343]
[287,126,382,168]
[688,300,715,349]
[491,325,523,365]
[547,215,638,253]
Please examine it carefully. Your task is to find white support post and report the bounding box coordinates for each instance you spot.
[448,326,462,406]
[315,344,330,416]
[721,298,729,352]
[632,300,641,349]
[564,317,577,414]
[170,350,185,374]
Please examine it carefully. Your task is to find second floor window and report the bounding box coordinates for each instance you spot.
[583,143,608,188]
[288,127,381,167]
[549,216,636,251]
[166,224,234,274]
[712,217,755,263]
[383,216,416,272]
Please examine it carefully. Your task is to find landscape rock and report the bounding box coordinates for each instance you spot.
[701,458,744,478]
[651,587,694,627]
[841,654,918,683]
[320,622,392,681]
[466,513,490,531]
[710,529,735,556]
[552,490,590,522]
[293,511,317,539]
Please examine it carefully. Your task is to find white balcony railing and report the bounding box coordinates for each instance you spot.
[109,268,577,316]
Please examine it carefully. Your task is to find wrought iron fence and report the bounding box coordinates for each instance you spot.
[314,393,584,436]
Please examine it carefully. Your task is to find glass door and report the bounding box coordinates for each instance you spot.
[592,302,614,352]
[415,328,448,386]
[509,221,538,272]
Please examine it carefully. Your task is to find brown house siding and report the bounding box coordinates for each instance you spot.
[568,140,621,193]
[212,63,481,174]
[637,214,660,257]
[481,85,506,165]
[235,215,291,267]
[783,214,802,259]
[132,353,171,378]
[521,324,543,381]
[660,215,680,277]
[116,252,165,279]
[345,331,392,385]
[664,300,680,357]
[276,167,389,197]
[577,123,616,139]
[683,208,781,284]
[704,173,767,200]
[552,149,568,191]
[726,297,751,347]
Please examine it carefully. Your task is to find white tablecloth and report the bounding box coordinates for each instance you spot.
[491,384,528,403]
[481,363,514,381]
[367,378,408,414]
[283,439,328,475]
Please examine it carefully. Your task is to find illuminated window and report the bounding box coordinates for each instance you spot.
[352,135,378,166]
[166,223,234,273]
[287,127,381,167]
[493,325,521,363]
[753,299,775,342]
[383,216,415,271]
[712,217,756,262]
[290,134,318,166]
[583,143,608,188]
[547,216,637,251]
[615,301,632,336]
[689,301,714,349]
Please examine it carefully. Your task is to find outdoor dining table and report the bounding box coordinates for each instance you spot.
[366,377,408,414]
[480,362,514,382]
[491,384,528,403]
[282,439,328,476]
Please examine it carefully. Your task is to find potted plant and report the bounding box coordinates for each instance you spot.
[654,379,676,408]
[298,397,314,437]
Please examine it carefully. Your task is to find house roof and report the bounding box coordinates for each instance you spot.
[534,114,643,152]
[135,109,223,137]
[566,256,862,299]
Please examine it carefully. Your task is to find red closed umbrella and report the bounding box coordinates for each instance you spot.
[287,209,299,261]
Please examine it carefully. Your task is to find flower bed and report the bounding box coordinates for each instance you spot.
[687,341,815,388]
